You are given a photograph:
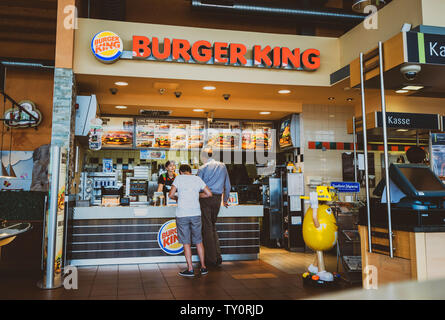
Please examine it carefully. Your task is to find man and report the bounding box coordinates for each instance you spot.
[198,148,231,267]
[169,164,212,277]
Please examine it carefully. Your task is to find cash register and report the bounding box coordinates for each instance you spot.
[362,163,445,229]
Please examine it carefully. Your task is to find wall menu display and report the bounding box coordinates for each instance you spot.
[105,116,273,151]
[136,118,205,150]
[241,121,273,151]
[279,118,292,148]
[101,117,134,148]
[207,121,241,150]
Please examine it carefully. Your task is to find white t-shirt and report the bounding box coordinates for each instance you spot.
[172,174,207,217]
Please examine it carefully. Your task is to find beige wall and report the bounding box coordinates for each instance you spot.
[421,0,445,27]
[339,0,423,67]
[74,18,339,87]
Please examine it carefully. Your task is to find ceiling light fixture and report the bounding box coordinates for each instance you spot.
[278,89,291,94]
[402,85,424,91]
[203,86,216,90]
[396,90,409,94]
[260,111,271,115]
[396,129,409,132]
[115,105,128,109]
[193,109,205,112]
[328,97,335,100]
[114,81,128,86]
[346,98,354,102]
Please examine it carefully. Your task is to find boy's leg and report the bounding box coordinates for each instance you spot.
[183,244,193,271]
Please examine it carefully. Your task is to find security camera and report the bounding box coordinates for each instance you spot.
[174,91,182,98]
[110,88,118,95]
[400,64,421,81]
[159,88,166,95]
[223,93,231,101]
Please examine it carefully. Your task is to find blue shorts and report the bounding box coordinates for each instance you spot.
[176,216,202,245]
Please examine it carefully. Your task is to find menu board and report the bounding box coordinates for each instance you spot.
[279,118,292,148]
[207,121,241,150]
[241,121,273,151]
[101,117,134,148]
[136,118,204,150]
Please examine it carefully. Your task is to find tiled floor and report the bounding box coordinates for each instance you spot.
[0,247,358,300]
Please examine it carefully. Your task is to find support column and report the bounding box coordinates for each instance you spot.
[39,0,76,290]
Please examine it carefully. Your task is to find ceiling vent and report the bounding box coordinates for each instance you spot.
[139,109,172,117]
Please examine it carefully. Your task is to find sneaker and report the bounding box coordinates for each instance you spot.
[178,269,194,277]
[200,268,208,275]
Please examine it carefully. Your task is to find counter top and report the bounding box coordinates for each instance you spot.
[73,205,264,220]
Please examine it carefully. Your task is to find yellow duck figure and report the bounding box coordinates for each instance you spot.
[302,189,338,282]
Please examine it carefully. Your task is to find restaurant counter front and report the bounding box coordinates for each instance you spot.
[68,204,263,266]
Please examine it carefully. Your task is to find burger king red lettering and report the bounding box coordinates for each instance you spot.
[94,31,321,70]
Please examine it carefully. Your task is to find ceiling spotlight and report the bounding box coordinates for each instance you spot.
[278,89,291,94]
[193,109,205,112]
[346,98,354,102]
[260,111,271,115]
[115,105,127,109]
[396,90,409,94]
[114,81,128,86]
[203,86,216,90]
[352,0,387,13]
[402,85,424,91]
[328,97,335,100]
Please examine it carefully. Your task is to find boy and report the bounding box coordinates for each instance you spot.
[169,164,212,277]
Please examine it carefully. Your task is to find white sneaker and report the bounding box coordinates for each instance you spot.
[308,264,318,274]
[317,271,334,282]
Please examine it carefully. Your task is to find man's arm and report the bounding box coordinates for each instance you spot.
[223,165,231,207]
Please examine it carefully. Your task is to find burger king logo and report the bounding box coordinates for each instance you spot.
[158,220,184,255]
[91,31,123,63]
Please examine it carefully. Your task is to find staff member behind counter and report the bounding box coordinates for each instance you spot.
[157,161,177,197]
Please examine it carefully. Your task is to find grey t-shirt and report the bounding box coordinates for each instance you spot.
[172,175,206,217]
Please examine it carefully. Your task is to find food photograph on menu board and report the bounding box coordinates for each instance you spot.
[279,118,292,148]
[207,121,241,150]
[241,122,273,151]
[135,119,155,148]
[101,117,134,148]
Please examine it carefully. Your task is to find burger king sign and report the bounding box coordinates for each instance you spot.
[158,220,184,255]
[91,31,123,63]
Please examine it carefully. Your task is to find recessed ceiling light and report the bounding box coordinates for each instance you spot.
[328,97,335,100]
[346,98,354,102]
[396,129,409,132]
[114,81,128,86]
[203,86,216,90]
[396,90,409,94]
[278,89,291,94]
[115,105,127,109]
[260,111,271,115]
[193,109,205,112]
[402,85,424,91]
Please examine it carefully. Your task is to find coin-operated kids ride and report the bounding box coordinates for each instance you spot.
[301,186,340,287]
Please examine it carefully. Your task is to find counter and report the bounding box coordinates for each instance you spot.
[67,205,263,266]
[358,220,445,286]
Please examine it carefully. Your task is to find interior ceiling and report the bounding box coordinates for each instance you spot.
[361,63,445,99]
[87,0,392,38]
[0,0,57,45]
[76,74,366,120]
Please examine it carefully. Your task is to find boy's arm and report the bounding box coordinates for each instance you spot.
[199,186,212,198]
[168,185,178,200]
